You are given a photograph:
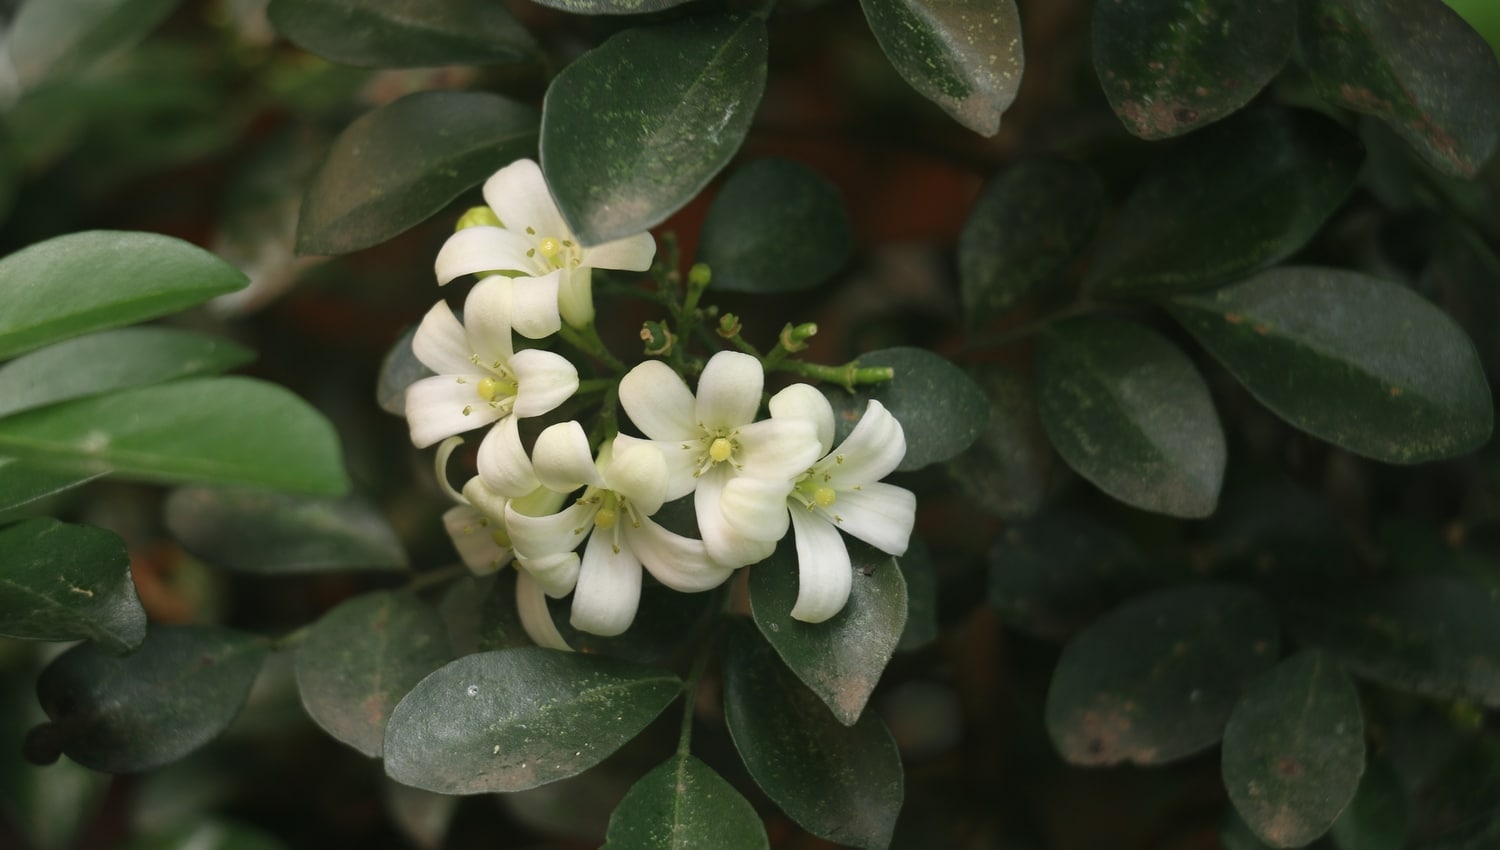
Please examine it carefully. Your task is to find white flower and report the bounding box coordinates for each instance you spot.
[404,277,578,496]
[618,351,822,569]
[434,159,656,339]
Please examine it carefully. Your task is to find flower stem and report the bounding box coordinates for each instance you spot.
[676,626,718,757]
[771,358,896,392]
[560,322,627,372]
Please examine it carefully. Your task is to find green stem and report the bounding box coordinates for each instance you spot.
[559,322,627,372]
[404,563,467,594]
[676,628,718,757]
[771,358,895,392]
[575,376,617,395]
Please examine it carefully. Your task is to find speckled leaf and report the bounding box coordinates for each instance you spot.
[824,347,989,472]
[0,457,102,516]
[1297,0,1500,178]
[383,648,680,794]
[942,365,1051,521]
[859,0,1022,135]
[1223,651,1366,848]
[0,519,145,653]
[31,625,269,772]
[7,0,179,89]
[266,0,537,68]
[603,753,767,850]
[1036,317,1226,518]
[1088,108,1364,297]
[541,14,767,245]
[1045,583,1279,766]
[723,621,903,850]
[1094,0,1295,139]
[295,592,450,758]
[1169,266,1493,464]
[1329,759,1407,850]
[297,91,539,255]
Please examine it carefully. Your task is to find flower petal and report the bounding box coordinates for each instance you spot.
[532,421,603,494]
[463,277,515,365]
[515,570,572,651]
[506,499,596,562]
[719,476,793,542]
[619,360,699,441]
[510,348,579,418]
[625,515,732,592]
[822,481,915,555]
[696,467,776,568]
[787,507,853,623]
[405,374,504,448]
[508,269,564,340]
[411,300,475,375]
[557,267,594,330]
[482,159,569,240]
[519,550,581,598]
[570,532,642,637]
[442,505,512,575]
[583,231,655,272]
[735,418,821,480]
[460,476,510,520]
[821,399,907,484]
[769,383,835,456]
[696,351,763,431]
[435,226,540,283]
[477,416,539,496]
[605,439,669,516]
[616,433,698,501]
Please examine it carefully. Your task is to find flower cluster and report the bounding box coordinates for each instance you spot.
[403,159,916,648]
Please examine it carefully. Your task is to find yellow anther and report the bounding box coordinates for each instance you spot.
[596,508,618,530]
[709,437,734,463]
[814,487,837,507]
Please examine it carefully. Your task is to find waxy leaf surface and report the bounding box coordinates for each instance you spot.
[266,0,536,68]
[0,457,101,516]
[603,754,768,850]
[827,347,989,472]
[0,518,145,653]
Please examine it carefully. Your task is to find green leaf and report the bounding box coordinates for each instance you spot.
[541,14,768,245]
[959,159,1104,325]
[119,818,290,850]
[1093,0,1295,139]
[749,540,907,726]
[0,376,349,495]
[0,457,101,516]
[297,91,540,255]
[0,328,253,419]
[859,0,1023,135]
[896,538,937,652]
[295,591,451,757]
[473,574,534,653]
[6,0,180,89]
[603,753,768,850]
[383,648,681,794]
[723,621,903,850]
[0,519,146,653]
[1036,317,1226,518]
[266,0,537,69]
[1329,759,1407,850]
[0,231,248,361]
[546,583,716,664]
[376,323,429,416]
[32,625,269,773]
[942,365,1052,521]
[1297,0,1500,178]
[1223,651,1366,848]
[827,347,989,472]
[164,486,406,574]
[1088,108,1364,297]
[1045,583,1280,766]
[698,158,853,294]
[1169,266,1493,463]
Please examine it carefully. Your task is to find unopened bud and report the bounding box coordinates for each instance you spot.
[688,262,712,289]
[456,206,502,231]
[641,321,675,356]
[717,313,742,338]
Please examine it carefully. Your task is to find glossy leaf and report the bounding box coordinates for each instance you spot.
[0,231,248,360]
[1094,0,1295,139]
[1088,108,1364,297]
[959,159,1104,325]
[749,540,908,725]
[383,648,680,794]
[297,91,540,255]
[541,14,767,245]
[0,376,349,495]
[0,457,101,516]
[0,519,146,653]
[295,592,450,757]
[32,625,269,772]
[1329,759,1407,850]
[943,365,1051,521]
[1036,317,1226,518]
[0,328,253,419]
[723,621,903,850]
[7,0,179,89]
[1045,583,1279,766]
[1223,651,1366,848]
[826,347,989,472]
[698,158,852,294]
[1170,266,1493,463]
[859,0,1023,135]
[266,0,537,69]
[1298,0,1500,178]
[603,753,768,850]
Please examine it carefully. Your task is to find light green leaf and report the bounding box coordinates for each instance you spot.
[825,347,990,472]
[7,0,180,89]
[0,457,102,516]
[0,518,146,653]
[603,754,768,850]
[266,0,537,68]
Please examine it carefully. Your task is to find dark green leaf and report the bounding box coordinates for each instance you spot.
[698,158,852,294]
[164,486,406,574]
[298,91,540,255]
[749,540,907,726]
[383,648,680,794]
[295,592,450,757]
[896,538,937,652]
[1093,0,1295,139]
[1223,651,1366,848]
[827,347,989,472]
[1036,317,1226,518]
[541,14,767,245]
[1329,759,1407,850]
[959,159,1104,324]
[1045,583,1280,766]
[1297,0,1500,178]
[7,0,180,89]
[548,582,716,664]
[942,365,1052,521]
[0,328,253,419]
[0,231,248,360]
[119,818,289,850]
[266,0,537,69]
[527,0,692,13]
[723,621,903,850]
[0,519,145,653]
[474,573,533,653]
[0,376,349,495]
[0,457,101,516]
[1170,266,1493,463]
[33,625,269,773]
[1088,108,1364,297]
[603,753,768,850]
[376,323,430,416]
[859,0,1022,135]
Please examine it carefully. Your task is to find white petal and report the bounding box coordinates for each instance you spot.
[463,277,515,365]
[477,416,539,496]
[787,508,853,623]
[405,375,503,448]
[822,481,915,555]
[604,439,668,516]
[616,433,698,501]
[583,231,655,271]
[696,467,776,568]
[435,226,540,283]
[515,570,572,652]
[769,383,835,456]
[460,476,510,520]
[625,515,733,592]
[719,476,792,541]
[511,483,569,518]
[557,267,594,329]
[821,400,907,484]
[736,418,821,480]
[518,550,581,598]
[482,159,569,239]
[695,351,763,431]
[508,269,564,340]
[442,505,511,575]
[510,348,578,418]
[411,300,475,375]
[506,499,596,562]
[619,360,699,441]
[570,532,642,637]
[531,421,603,494]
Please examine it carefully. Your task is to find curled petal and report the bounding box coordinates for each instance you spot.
[532,421,602,494]
[512,484,568,518]
[619,360,698,441]
[463,277,515,365]
[735,418,821,480]
[605,439,669,516]
[557,267,594,330]
[477,416,539,496]
[626,515,732,592]
[442,505,512,575]
[460,476,510,521]
[584,232,655,272]
[482,159,569,240]
[787,507,853,623]
[510,348,578,418]
[696,351,763,431]
[821,481,915,556]
[616,433,697,501]
[515,570,572,652]
[719,476,793,542]
[436,226,540,283]
[570,532,642,637]
[506,499,597,562]
[821,400,906,485]
[696,467,775,569]
[411,300,474,375]
[405,374,504,448]
[769,383,835,456]
[508,269,564,340]
[519,550,581,599]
